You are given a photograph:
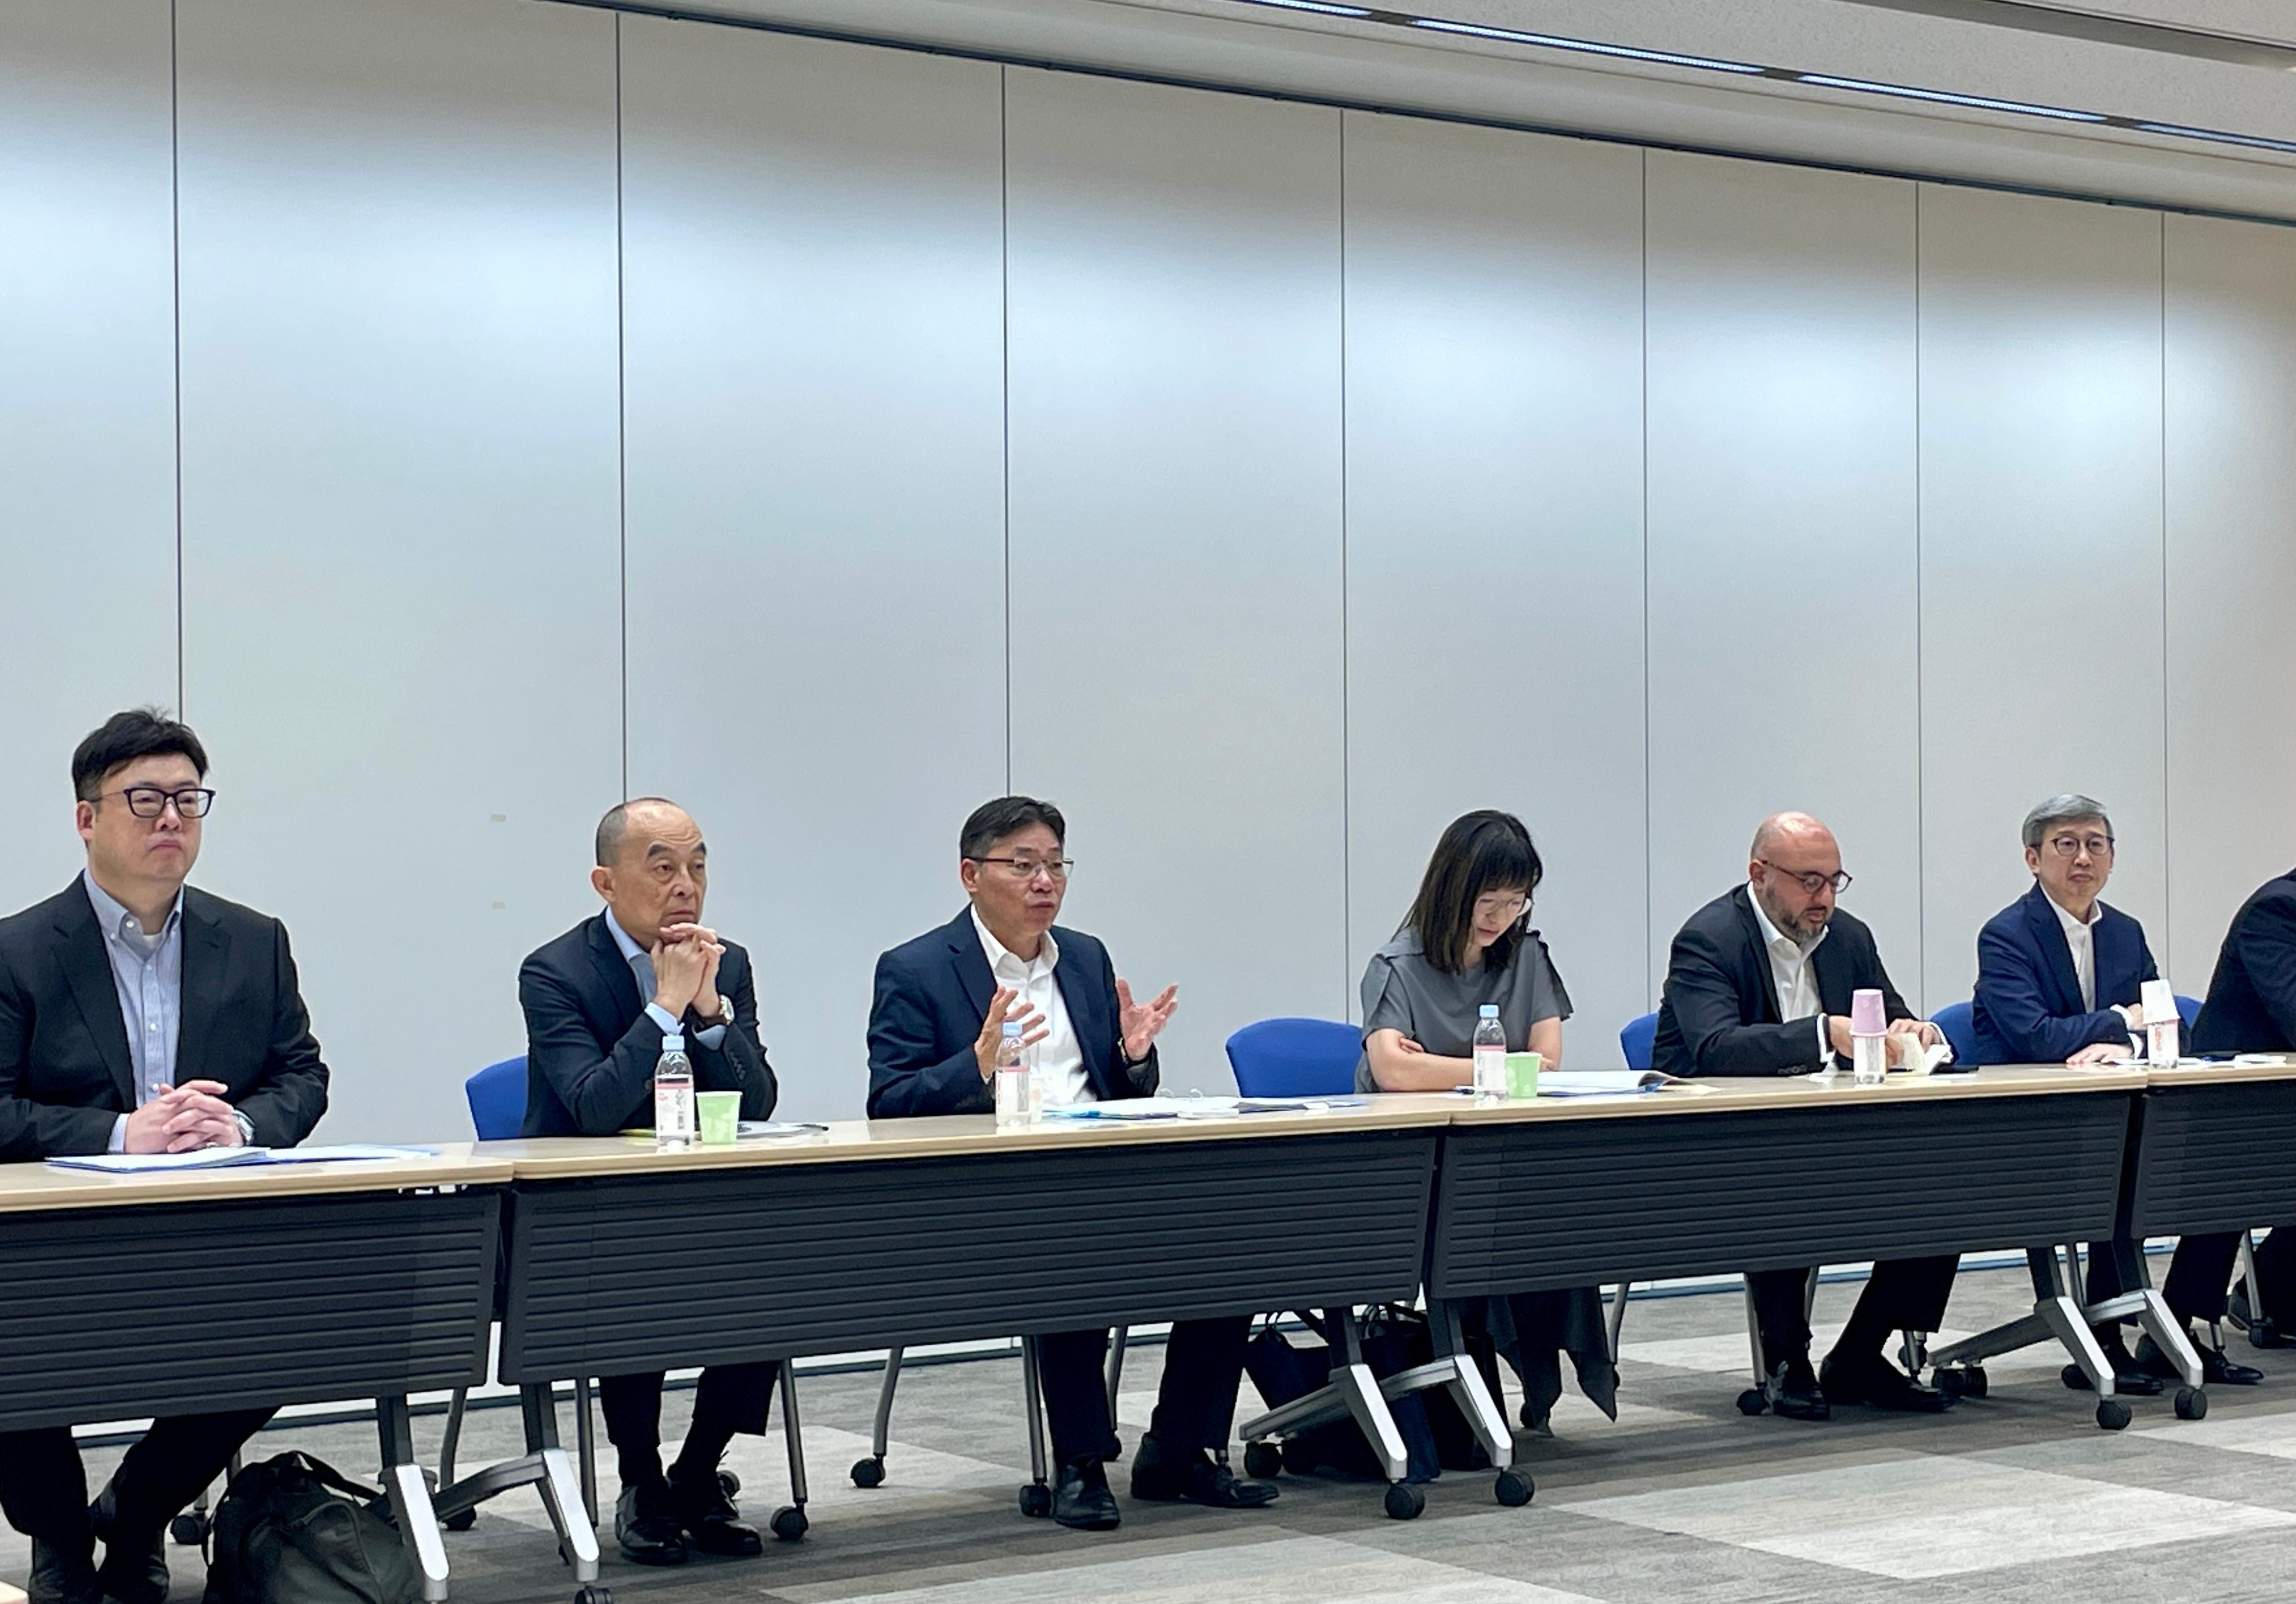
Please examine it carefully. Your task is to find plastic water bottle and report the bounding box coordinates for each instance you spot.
[1473,1005,1506,1103]
[653,1032,696,1151]
[994,1020,1029,1129]
[2142,978,2180,1065]
[1850,989,1888,1086]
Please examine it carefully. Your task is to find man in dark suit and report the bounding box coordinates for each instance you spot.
[518,798,779,1567]
[1968,796,2259,1389]
[867,795,1275,1531]
[1652,811,1958,1422]
[2187,867,2296,1355]
[0,709,330,1604]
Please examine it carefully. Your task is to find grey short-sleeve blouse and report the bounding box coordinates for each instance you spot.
[1355,927,1572,1092]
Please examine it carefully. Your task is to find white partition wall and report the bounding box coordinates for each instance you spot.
[2165,215,2296,988]
[1341,114,1648,1054]
[175,0,623,1140]
[1917,187,2167,1004]
[1644,153,1923,997]
[1004,70,1347,1090]
[620,19,1007,1121]
[0,1,177,911]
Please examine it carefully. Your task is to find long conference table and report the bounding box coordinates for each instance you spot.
[8,1060,2295,1601]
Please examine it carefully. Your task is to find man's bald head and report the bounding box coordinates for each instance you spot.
[596,797,688,868]
[1748,811,1845,941]
[1750,811,1836,864]
[590,799,707,948]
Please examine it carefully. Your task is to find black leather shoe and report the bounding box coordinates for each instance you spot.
[89,1484,168,1604]
[1050,1459,1120,1531]
[1821,1350,1952,1412]
[1128,1435,1278,1508]
[668,1467,762,1558]
[1765,1354,1830,1421]
[29,1538,103,1604]
[614,1480,689,1566]
[2061,1330,2167,1396]
[2136,1332,2262,1386]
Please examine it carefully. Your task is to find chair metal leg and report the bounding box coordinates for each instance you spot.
[438,1387,467,1497]
[873,1347,904,1460]
[1105,1327,1127,1424]
[1605,1282,1630,1361]
[377,1397,450,1603]
[572,1377,597,1527]
[1020,1336,1051,1488]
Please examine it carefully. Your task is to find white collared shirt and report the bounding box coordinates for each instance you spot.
[2047,891,2100,1012]
[972,908,1090,1106]
[1748,887,1832,1061]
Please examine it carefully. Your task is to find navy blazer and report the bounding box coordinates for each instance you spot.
[0,876,330,1159]
[867,909,1158,1118]
[518,912,776,1136]
[1969,883,2155,1065]
[1652,885,1911,1077]
[2193,869,2296,1054]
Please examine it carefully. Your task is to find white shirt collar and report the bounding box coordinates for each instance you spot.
[82,871,183,942]
[1747,884,1827,959]
[603,906,645,963]
[2044,888,2100,935]
[972,906,1058,976]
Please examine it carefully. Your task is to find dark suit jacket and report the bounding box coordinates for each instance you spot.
[867,909,1158,1118]
[2193,870,2296,1055]
[1652,885,1910,1077]
[518,913,776,1136]
[0,876,330,1160]
[1969,883,2156,1065]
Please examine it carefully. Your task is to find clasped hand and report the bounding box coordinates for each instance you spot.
[122,1079,243,1154]
[650,923,726,1021]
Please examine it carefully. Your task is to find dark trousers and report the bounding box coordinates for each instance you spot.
[1036,1315,1250,1467]
[1748,1255,1959,1367]
[2096,1227,2296,1325]
[596,1362,778,1490]
[0,1409,273,1548]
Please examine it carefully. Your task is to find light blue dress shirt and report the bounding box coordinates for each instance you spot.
[603,907,727,1050]
[84,873,184,1153]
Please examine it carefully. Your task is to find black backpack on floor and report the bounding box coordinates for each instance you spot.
[202,1453,423,1604]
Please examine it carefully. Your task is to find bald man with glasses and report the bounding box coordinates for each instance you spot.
[1650,812,1958,1422]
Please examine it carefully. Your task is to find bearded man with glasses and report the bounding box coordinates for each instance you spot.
[866,795,1275,1531]
[1651,811,1959,1422]
[0,709,329,1604]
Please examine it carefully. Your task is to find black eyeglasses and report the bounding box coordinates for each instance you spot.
[970,855,1072,882]
[1756,859,1851,897]
[105,786,216,820]
[2043,832,2115,859]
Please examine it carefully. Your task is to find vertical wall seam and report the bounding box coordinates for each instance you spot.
[1000,64,1013,796]
[171,0,184,716]
[1640,146,1653,1009]
[614,14,629,800]
[1339,111,1350,1019]
[2159,211,2172,979]
[1912,184,1925,1014]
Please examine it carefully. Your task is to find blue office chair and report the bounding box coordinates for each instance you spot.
[2177,994,2201,1030]
[1225,1017,1362,1096]
[466,1054,527,1140]
[1619,1012,1658,1072]
[1933,1002,1980,1066]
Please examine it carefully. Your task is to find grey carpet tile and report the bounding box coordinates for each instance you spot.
[11,1262,2296,1603]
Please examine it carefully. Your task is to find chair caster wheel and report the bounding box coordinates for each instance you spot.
[1018,1483,1052,1519]
[1282,1437,1318,1476]
[168,1514,208,1546]
[2176,1387,2208,1421]
[1243,1440,1283,1479]
[574,1586,613,1604]
[849,1456,885,1489]
[1965,1365,1988,1398]
[1493,1468,1534,1507]
[771,1506,808,1541]
[2096,1398,2133,1430]
[1937,1365,1987,1400]
[1383,1482,1424,1521]
[443,1509,476,1532]
[1736,1388,1769,1416]
[2252,1319,2282,1350]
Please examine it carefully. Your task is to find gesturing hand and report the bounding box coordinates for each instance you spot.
[972,985,1050,1081]
[1116,978,1178,1064]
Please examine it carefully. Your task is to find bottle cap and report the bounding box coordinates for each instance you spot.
[661,1032,684,1052]
[1849,989,1885,1036]
[2140,979,2177,1025]
[1001,1019,1025,1036]
[1479,1004,1500,1018]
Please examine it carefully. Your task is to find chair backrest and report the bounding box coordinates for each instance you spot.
[2176,994,2201,1030]
[466,1055,529,1140]
[1619,1011,1658,1072]
[1931,1001,1980,1065]
[1224,1017,1362,1097]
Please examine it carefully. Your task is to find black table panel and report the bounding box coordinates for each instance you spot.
[0,1188,500,1432]
[1429,1091,2134,1298]
[2129,1080,2296,1237]
[499,1129,1436,1383]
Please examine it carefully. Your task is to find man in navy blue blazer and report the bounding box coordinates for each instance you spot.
[867,796,1276,1532]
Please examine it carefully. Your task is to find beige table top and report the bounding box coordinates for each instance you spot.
[1446,1063,2150,1127]
[2141,1053,2296,1088]
[0,1144,511,1215]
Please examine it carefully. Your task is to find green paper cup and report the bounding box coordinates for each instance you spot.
[1505,1052,1543,1099]
[696,1091,742,1146]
